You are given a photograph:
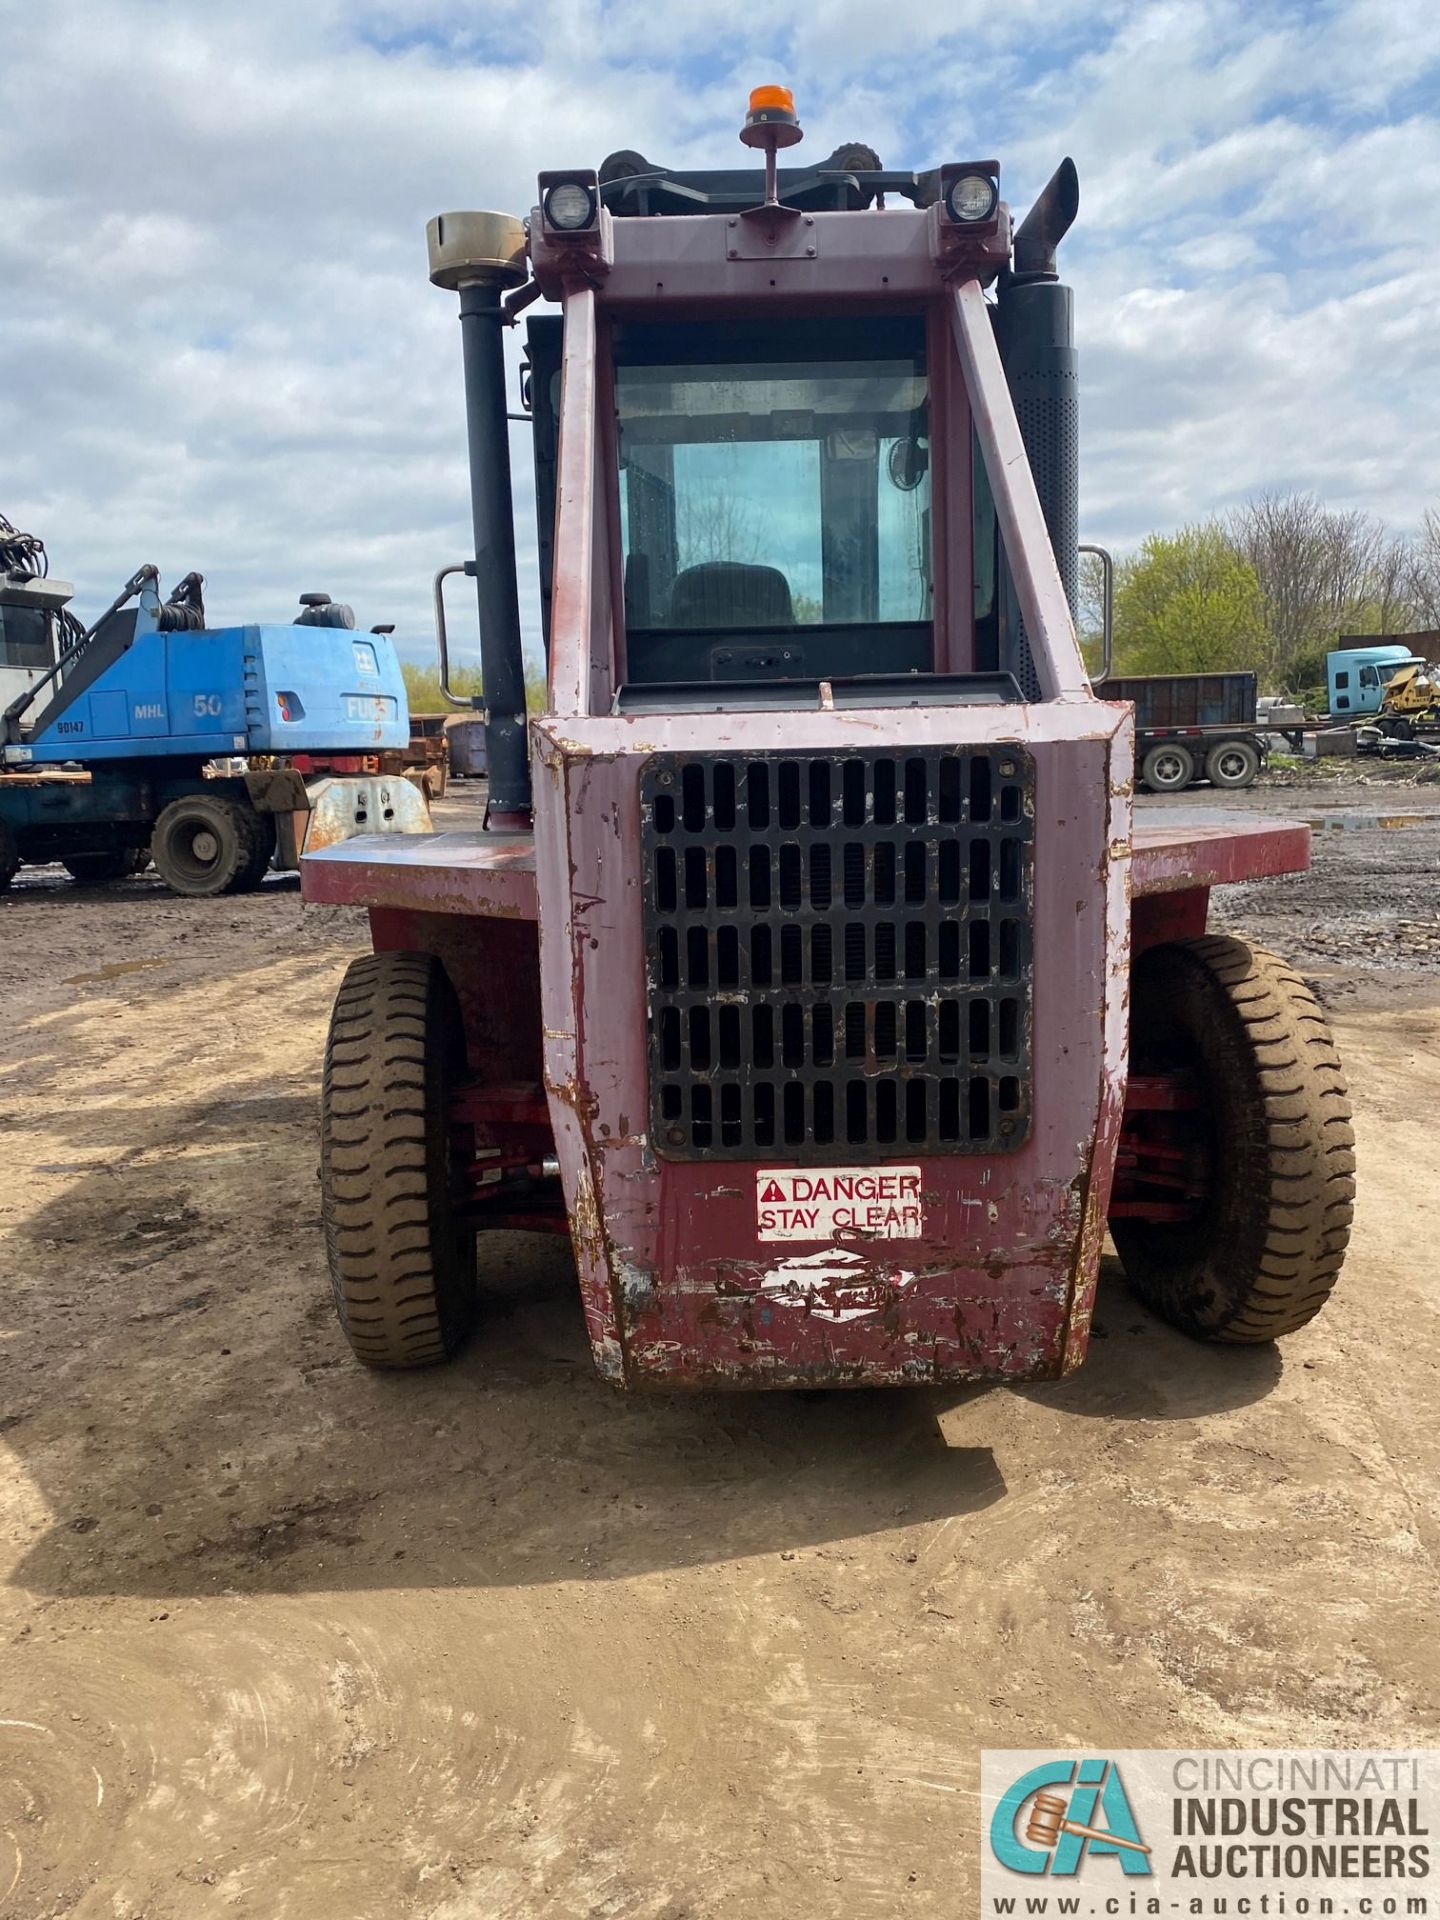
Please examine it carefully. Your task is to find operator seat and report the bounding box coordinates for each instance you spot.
[668,562,794,629]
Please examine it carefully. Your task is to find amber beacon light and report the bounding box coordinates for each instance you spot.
[740,84,803,205]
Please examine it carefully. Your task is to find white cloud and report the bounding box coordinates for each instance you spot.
[1,0,1438,666]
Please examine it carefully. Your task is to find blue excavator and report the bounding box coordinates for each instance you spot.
[0,518,427,895]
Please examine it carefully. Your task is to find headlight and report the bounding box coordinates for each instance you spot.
[947,172,998,223]
[543,181,597,231]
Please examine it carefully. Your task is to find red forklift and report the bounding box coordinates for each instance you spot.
[304,90,1353,1385]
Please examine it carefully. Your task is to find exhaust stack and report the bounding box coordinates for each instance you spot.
[1012,158,1080,281]
[427,210,533,828]
[995,159,1081,694]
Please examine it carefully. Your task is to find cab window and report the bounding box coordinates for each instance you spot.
[613,316,931,686]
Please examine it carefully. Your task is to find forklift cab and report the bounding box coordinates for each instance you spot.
[302,89,1352,1392]
[612,314,933,687]
[519,147,1075,722]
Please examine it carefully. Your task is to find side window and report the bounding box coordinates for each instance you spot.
[0,608,54,670]
[1334,670,1349,689]
[1359,666,1377,688]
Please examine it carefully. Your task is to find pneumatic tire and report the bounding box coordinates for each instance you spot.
[321,951,475,1368]
[151,795,270,897]
[235,812,277,889]
[63,847,147,885]
[0,821,18,890]
[1141,743,1196,792]
[1110,936,1355,1342]
[1205,739,1261,788]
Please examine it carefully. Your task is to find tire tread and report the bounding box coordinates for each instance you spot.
[1111,934,1354,1343]
[319,951,475,1369]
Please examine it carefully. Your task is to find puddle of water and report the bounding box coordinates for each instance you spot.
[1304,812,1431,832]
[64,957,167,986]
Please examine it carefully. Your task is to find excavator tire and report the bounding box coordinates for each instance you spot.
[321,951,475,1368]
[151,795,270,897]
[63,847,147,885]
[1110,935,1354,1342]
[235,811,277,890]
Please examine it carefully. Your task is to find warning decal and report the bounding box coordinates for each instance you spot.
[755,1165,924,1242]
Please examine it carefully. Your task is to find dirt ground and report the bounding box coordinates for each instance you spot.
[2,773,1438,1919]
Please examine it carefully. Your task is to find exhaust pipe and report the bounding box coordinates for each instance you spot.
[1012,157,1079,281]
[427,211,533,829]
[994,159,1081,694]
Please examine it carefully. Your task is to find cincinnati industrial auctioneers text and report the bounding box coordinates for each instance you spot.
[1169,1756,1430,1883]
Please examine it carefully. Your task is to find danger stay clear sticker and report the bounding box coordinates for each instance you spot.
[755,1166,924,1242]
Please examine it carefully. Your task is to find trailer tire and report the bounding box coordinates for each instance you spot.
[1205,738,1261,788]
[1110,936,1354,1342]
[0,822,18,890]
[151,795,270,897]
[321,951,475,1368]
[63,848,146,885]
[1140,743,1196,792]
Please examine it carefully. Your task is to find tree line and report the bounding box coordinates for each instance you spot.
[1081,494,1440,695]
[400,660,549,713]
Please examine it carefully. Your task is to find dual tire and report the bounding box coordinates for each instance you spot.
[0,827,147,890]
[63,847,148,885]
[1140,738,1261,791]
[0,795,269,897]
[150,794,275,896]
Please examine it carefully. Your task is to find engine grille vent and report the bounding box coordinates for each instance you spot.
[640,748,1034,1161]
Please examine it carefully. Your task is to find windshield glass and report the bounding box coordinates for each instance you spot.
[615,357,931,633]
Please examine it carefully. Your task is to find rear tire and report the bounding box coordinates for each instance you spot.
[321,951,476,1368]
[0,822,18,890]
[1110,936,1355,1342]
[151,795,270,897]
[63,848,146,885]
[236,812,277,889]
[1141,742,1196,792]
[1205,738,1261,788]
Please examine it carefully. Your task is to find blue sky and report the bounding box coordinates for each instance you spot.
[2,0,1438,668]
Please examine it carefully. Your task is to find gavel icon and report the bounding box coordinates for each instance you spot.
[1026,1792,1152,1856]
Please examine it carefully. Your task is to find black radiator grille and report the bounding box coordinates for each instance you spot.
[641,748,1034,1160]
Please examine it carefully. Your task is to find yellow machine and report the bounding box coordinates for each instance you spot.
[1380,659,1440,725]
